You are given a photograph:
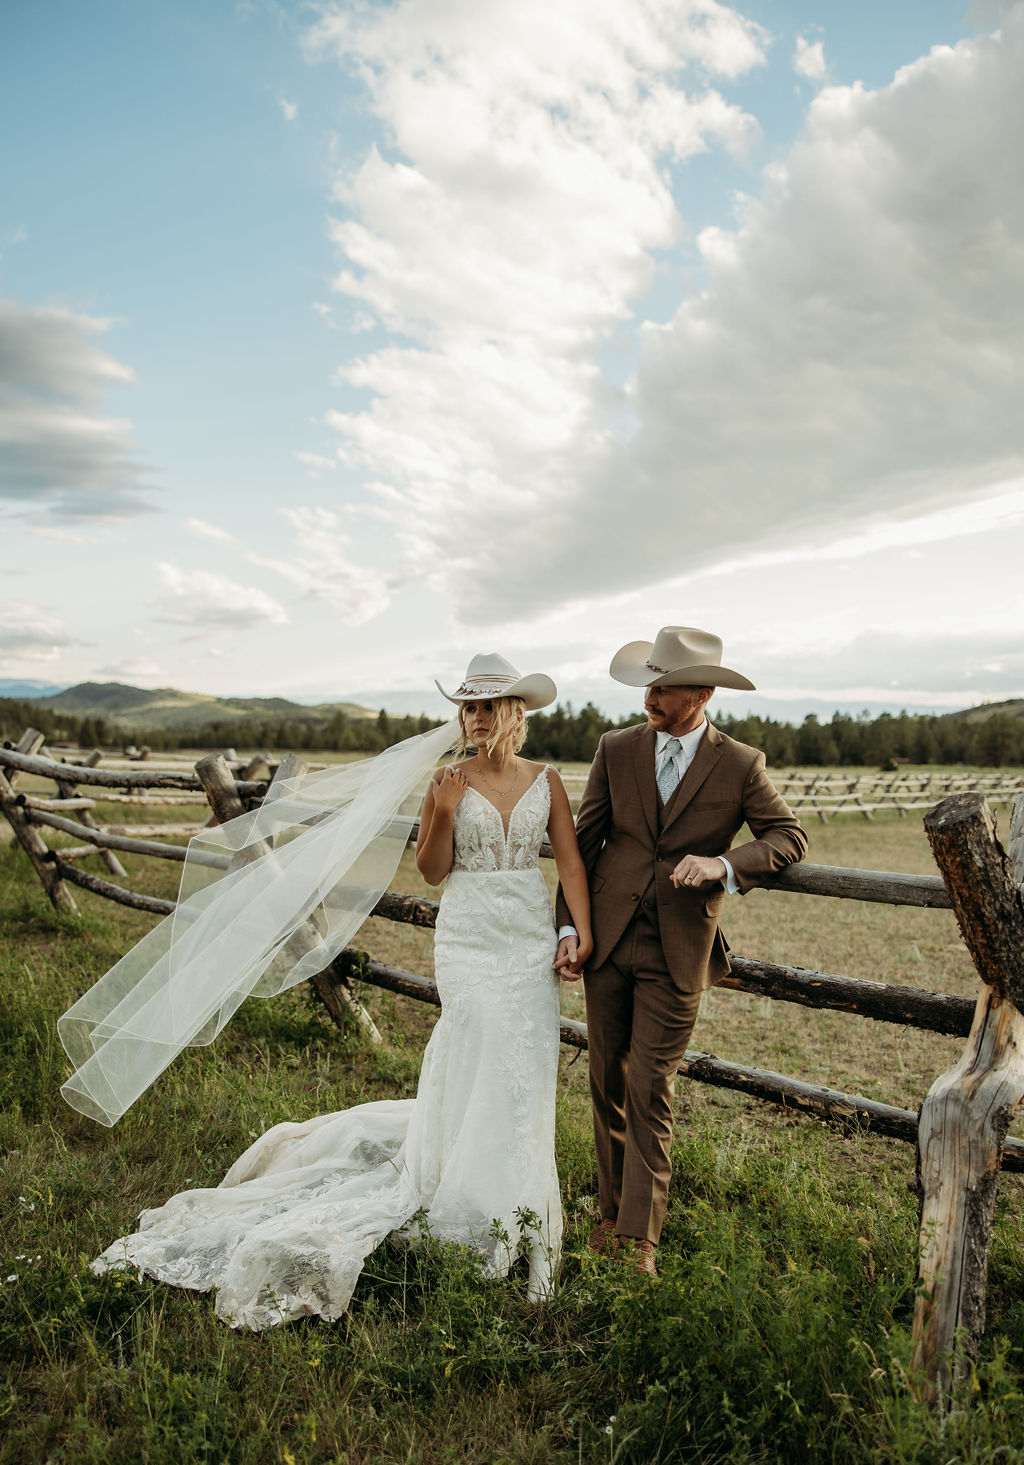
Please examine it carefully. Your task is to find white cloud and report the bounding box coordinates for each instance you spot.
[0,299,154,520]
[23,524,94,545]
[644,478,1024,578]
[0,601,79,664]
[305,0,765,606]
[294,450,338,473]
[94,656,162,680]
[153,562,289,633]
[748,628,1024,699]
[250,506,391,625]
[793,34,827,81]
[278,96,299,122]
[185,516,237,543]
[598,15,1024,598]
[304,2,1024,637]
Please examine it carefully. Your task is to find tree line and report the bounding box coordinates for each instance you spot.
[525,705,1024,767]
[2,694,1023,768]
[0,700,440,758]
[710,708,1024,770]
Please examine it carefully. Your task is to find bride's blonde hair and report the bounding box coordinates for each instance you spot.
[458,696,527,761]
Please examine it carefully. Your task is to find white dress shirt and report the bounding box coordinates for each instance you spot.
[558,718,738,944]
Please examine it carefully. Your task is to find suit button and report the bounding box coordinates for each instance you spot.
[630,893,639,901]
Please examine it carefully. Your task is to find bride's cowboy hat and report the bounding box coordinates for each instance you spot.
[610,626,756,692]
[436,653,557,711]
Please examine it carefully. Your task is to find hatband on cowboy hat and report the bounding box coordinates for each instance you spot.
[609,626,755,692]
[435,653,557,711]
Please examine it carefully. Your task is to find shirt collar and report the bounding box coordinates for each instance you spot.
[656,720,707,759]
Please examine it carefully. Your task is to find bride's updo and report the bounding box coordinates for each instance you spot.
[457,696,527,761]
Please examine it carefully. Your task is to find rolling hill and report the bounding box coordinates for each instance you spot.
[23,682,378,733]
[939,697,1024,725]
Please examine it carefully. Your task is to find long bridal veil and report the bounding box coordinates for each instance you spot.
[59,717,460,1126]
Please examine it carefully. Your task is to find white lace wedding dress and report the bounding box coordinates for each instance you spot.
[91,768,563,1329]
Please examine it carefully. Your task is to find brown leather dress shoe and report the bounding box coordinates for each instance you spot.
[619,1238,658,1278]
[588,1219,619,1256]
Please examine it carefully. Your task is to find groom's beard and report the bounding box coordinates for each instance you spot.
[643,686,708,736]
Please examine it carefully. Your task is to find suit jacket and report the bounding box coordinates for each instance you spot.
[557,721,808,992]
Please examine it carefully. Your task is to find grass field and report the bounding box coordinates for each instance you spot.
[3,773,1024,1463]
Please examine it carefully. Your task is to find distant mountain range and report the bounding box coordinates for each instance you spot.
[1,680,378,732]
[0,679,68,700]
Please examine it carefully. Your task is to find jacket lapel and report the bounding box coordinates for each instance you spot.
[631,726,659,841]
[660,722,723,832]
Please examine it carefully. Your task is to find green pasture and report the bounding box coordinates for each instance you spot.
[3,783,1024,1463]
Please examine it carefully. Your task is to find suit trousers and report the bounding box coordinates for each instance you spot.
[584,900,702,1245]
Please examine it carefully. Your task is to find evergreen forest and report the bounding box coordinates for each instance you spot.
[3,695,1024,767]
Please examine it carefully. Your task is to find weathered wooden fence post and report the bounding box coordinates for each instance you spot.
[0,729,77,913]
[194,752,382,1046]
[56,759,128,879]
[1,728,45,790]
[912,792,1024,1400]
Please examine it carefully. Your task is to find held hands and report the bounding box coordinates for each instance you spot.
[432,765,469,815]
[670,854,727,889]
[554,932,593,981]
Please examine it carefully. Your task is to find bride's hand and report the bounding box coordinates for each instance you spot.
[555,931,593,980]
[432,765,469,815]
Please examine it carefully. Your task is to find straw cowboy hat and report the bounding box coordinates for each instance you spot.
[610,626,756,692]
[435,653,557,711]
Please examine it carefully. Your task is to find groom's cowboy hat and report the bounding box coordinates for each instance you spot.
[436,653,557,711]
[610,626,756,692]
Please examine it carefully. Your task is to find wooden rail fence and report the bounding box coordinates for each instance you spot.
[558,768,1024,822]
[4,729,1024,1400]
[775,770,1024,822]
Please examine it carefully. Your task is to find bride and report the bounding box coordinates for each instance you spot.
[79,654,593,1329]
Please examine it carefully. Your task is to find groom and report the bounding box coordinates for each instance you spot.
[555,627,807,1275]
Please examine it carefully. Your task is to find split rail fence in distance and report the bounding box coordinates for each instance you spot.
[3,728,1024,1401]
[559,768,1024,823]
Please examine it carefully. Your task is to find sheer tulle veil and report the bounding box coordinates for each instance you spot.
[58,717,461,1126]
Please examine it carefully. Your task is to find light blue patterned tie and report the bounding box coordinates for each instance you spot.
[657,737,682,803]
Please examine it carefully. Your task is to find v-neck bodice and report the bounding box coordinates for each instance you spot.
[451,769,551,872]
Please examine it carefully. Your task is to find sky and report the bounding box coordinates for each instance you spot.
[2,0,1023,723]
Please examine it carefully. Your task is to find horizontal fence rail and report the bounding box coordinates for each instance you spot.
[25,805,229,868]
[0,744,266,796]
[754,861,951,907]
[55,862,177,914]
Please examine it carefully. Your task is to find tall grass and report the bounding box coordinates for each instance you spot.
[3,814,1024,1462]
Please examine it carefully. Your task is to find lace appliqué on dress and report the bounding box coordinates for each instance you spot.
[451,767,551,872]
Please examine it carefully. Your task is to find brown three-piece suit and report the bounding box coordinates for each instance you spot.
[557,720,807,1244]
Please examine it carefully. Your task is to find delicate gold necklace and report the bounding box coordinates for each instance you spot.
[476,756,520,796]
